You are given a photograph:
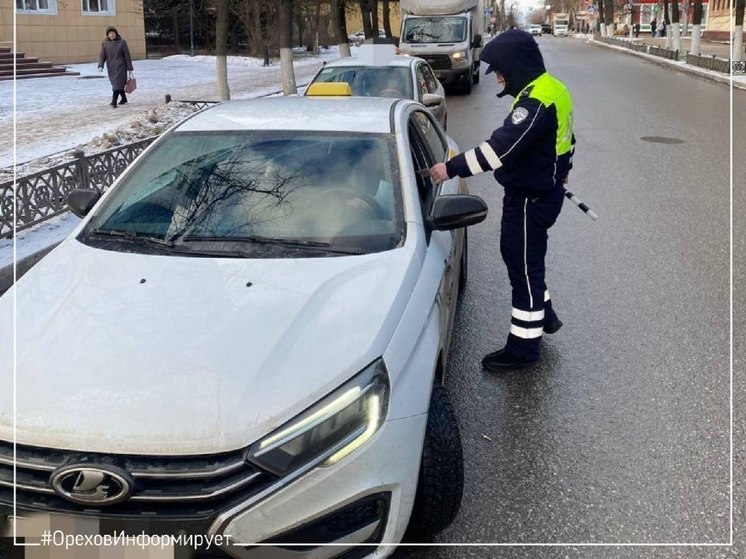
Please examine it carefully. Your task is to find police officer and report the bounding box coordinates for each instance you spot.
[429,29,575,371]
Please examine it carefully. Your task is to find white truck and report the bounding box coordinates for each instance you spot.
[398,0,485,94]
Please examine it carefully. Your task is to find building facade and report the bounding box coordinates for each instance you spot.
[1,0,145,65]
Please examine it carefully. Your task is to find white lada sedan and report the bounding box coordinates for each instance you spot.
[0,96,487,558]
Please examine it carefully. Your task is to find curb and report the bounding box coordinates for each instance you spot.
[586,37,746,91]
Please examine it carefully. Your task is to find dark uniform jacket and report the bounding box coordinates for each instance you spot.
[445,30,575,198]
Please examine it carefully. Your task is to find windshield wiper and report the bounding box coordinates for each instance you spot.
[182,235,363,255]
[88,228,175,248]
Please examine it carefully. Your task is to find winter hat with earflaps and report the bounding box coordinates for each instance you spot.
[105,26,119,37]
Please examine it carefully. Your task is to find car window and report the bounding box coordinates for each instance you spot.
[403,16,467,43]
[83,132,404,257]
[311,66,413,99]
[420,63,440,94]
[411,111,446,164]
[408,111,445,225]
[415,65,430,98]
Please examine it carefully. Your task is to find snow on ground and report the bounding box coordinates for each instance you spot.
[0,46,342,170]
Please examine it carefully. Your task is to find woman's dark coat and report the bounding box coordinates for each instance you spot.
[98,34,133,90]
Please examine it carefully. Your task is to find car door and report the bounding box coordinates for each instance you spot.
[407,110,461,356]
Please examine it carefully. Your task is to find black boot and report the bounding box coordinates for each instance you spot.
[110,92,117,107]
[119,90,128,105]
[481,347,537,372]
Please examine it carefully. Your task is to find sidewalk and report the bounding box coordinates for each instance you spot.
[583,33,746,90]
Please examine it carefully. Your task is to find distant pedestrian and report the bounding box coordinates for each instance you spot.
[98,26,133,108]
[660,20,667,37]
[650,18,657,37]
[634,23,640,38]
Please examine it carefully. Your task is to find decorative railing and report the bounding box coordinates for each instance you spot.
[0,138,156,238]
[685,53,731,73]
[648,45,680,60]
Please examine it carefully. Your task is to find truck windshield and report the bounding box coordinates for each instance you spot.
[403,16,467,43]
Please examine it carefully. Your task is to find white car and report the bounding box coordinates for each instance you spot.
[554,24,569,37]
[529,24,543,36]
[0,96,487,557]
[306,45,448,129]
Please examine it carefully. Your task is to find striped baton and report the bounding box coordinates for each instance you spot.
[564,188,599,221]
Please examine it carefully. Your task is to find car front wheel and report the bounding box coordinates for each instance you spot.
[404,385,464,541]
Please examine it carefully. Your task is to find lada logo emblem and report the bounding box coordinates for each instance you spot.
[50,465,134,505]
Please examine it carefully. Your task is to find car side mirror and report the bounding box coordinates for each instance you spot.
[472,34,483,48]
[428,194,488,231]
[421,93,444,107]
[67,188,101,218]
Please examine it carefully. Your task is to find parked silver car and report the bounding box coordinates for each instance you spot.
[306,45,448,129]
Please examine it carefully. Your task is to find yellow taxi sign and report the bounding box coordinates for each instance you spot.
[306,82,352,96]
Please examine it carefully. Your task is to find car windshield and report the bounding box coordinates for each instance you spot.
[311,66,414,99]
[82,131,404,257]
[403,16,467,43]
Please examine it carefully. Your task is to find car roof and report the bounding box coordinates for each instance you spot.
[324,45,417,69]
[174,97,407,135]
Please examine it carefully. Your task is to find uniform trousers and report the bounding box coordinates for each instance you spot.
[500,185,564,360]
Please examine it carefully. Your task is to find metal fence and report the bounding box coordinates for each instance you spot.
[0,137,156,238]
[648,45,680,60]
[685,53,731,73]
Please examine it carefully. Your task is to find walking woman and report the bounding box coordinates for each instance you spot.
[98,26,133,108]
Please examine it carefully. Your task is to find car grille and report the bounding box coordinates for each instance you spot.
[423,55,452,70]
[0,440,277,520]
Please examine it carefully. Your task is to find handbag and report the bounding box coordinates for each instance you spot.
[124,75,137,94]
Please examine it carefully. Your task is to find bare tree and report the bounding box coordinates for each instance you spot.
[358,0,373,38]
[736,0,745,63]
[382,0,393,38]
[215,0,231,100]
[604,0,614,36]
[597,0,605,36]
[279,0,298,95]
[690,0,703,55]
[369,0,379,36]
[331,0,352,56]
[663,0,672,49]
[733,0,746,62]
[671,0,680,53]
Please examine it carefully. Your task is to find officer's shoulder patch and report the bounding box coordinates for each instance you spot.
[511,106,529,125]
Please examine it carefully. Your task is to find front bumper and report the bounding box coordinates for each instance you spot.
[1,414,427,559]
[431,67,471,86]
[213,414,426,558]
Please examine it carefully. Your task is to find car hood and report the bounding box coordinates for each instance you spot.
[0,240,419,455]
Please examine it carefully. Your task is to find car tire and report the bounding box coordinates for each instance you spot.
[462,78,472,94]
[404,385,464,541]
[458,230,468,296]
[473,65,480,84]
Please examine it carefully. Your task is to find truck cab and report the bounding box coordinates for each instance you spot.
[397,0,484,94]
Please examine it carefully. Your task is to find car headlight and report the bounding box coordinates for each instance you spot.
[451,51,468,64]
[247,359,390,476]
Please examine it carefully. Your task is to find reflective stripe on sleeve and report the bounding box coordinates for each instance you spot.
[465,149,484,175]
[478,142,502,169]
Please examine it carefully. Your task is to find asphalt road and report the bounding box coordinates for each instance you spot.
[397,36,744,558]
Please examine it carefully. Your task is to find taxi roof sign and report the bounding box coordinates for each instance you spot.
[305,82,353,96]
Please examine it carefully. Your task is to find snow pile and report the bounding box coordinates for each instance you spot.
[0,101,201,182]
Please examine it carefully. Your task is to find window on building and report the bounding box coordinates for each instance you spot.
[82,0,115,15]
[16,0,56,13]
